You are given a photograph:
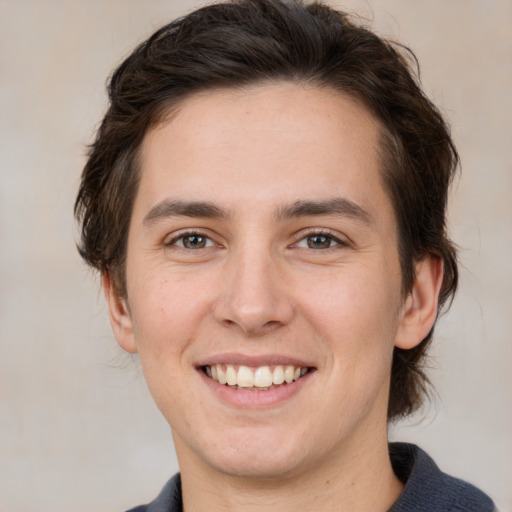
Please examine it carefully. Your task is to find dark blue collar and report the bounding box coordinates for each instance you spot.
[127,443,495,512]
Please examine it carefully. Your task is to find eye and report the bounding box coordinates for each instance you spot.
[168,233,215,249]
[295,232,344,249]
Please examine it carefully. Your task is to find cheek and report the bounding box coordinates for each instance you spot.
[297,265,402,370]
[128,272,208,357]
[301,264,401,331]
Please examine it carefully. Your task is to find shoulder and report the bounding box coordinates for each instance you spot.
[389,443,496,512]
[124,473,182,512]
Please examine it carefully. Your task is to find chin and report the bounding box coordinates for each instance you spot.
[213,448,305,480]
[178,424,311,480]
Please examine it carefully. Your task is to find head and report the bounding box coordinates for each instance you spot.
[75,0,458,422]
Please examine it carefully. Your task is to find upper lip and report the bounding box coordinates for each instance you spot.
[196,353,315,368]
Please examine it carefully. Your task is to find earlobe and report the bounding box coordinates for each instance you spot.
[102,273,138,354]
[395,255,444,350]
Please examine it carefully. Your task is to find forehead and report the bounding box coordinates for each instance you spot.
[136,83,391,223]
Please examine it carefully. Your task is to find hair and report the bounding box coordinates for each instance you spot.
[75,0,459,421]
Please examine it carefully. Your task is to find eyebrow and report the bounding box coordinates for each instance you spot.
[143,200,230,227]
[142,197,372,227]
[275,198,373,224]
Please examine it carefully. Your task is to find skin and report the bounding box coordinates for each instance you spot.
[104,83,443,511]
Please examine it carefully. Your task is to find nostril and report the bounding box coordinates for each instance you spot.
[264,320,282,328]
[211,283,294,335]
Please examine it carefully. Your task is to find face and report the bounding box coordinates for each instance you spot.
[106,83,433,481]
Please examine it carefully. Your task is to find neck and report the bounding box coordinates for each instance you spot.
[176,430,403,512]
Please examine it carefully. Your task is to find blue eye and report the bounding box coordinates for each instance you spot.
[172,234,214,249]
[296,233,342,249]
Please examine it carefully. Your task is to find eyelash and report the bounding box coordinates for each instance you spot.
[165,230,217,249]
[293,230,348,250]
[164,229,348,251]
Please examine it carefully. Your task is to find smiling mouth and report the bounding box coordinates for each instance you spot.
[202,364,311,390]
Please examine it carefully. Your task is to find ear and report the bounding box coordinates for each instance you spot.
[395,255,444,350]
[102,272,138,354]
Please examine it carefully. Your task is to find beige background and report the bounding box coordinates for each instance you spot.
[1,1,511,511]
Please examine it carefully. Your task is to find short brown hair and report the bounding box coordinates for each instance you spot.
[75,0,459,420]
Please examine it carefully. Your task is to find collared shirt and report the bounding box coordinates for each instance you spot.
[126,443,495,512]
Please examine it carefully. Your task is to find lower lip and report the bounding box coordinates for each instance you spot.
[198,369,313,408]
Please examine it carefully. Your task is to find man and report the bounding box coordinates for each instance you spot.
[75,1,495,510]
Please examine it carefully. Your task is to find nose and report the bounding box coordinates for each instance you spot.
[212,246,294,336]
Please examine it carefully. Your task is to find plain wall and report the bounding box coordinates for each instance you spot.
[1,1,511,510]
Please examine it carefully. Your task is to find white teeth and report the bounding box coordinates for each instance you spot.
[226,365,237,386]
[272,365,285,385]
[237,365,255,387]
[217,365,227,384]
[284,365,294,383]
[207,364,309,389]
[254,366,273,387]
